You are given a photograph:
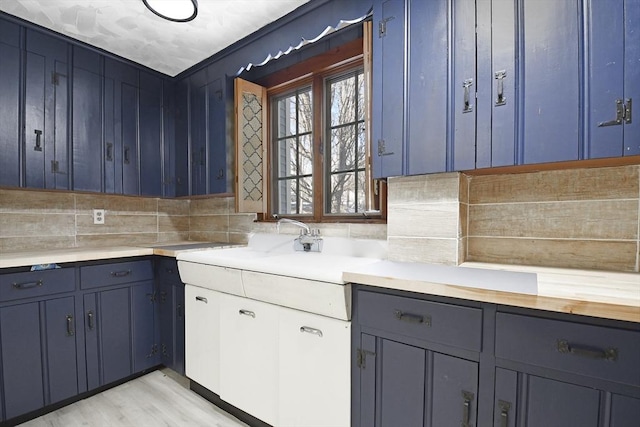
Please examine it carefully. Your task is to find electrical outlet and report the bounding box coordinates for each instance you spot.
[93,209,105,225]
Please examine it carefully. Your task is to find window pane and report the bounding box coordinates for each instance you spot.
[299,134,313,176]
[277,138,297,178]
[357,72,365,121]
[299,177,314,214]
[356,170,367,212]
[329,172,356,214]
[298,89,313,133]
[277,178,297,214]
[330,75,356,126]
[357,124,366,169]
[277,94,297,138]
[331,126,356,173]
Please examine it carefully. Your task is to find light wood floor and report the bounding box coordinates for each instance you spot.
[19,369,249,427]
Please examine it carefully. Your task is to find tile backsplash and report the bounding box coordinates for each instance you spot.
[1,164,638,272]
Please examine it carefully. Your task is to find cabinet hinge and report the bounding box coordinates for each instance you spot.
[51,72,59,85]
[378,16,395,38]
[377,139,394,157]
[357,348,376,369]
[146,344,159,358]
[146,292,157,303]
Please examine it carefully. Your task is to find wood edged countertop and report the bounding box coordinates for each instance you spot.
[343,260,640,323]
[0,241,236,269]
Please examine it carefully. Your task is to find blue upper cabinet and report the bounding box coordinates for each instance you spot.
[207,76,226,194]
[587,0,639,158]
[0,19,21,187]
[139,71,163,196]
[24,29,70,190]
[174,79,190,196]
[372,0,405,179]
[72,46,103,193]
[189,69,208,195]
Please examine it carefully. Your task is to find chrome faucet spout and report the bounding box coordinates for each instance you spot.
[276,217,310,235]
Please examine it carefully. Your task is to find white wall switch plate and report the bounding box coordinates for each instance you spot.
[93,209,105,225]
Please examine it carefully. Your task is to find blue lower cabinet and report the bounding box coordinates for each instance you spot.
[99,287,133,385]
[132,281,160,372]
[0,302,45,420]
[156,258,185,375]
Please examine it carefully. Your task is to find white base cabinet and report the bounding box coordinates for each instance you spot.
[185,285,220,394]
[219,293,279,426]
[278,308,351,427]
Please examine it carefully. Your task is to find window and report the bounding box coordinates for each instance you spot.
[235,26,384,221]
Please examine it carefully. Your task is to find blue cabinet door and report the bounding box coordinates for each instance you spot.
[610,394,640,427]
[83,293,100,391]
[44,296,79,405]
[372,0,405,178]
[208,77,226,193]
[174,79,190,196]
[588,0,640,158]
[190,70,207,195]
[132,280,160,372]
[406,0,448,175]
[139,72,163,196]
[0,302,45,420]
[162,81,177,197]
[72,47,103,193]
[431,353,478,427]
[452,0,478,171]
[99,287,133,384]
[157,258,185,374]
[24,29,70,190]
[0,19,21,187]
[522,0,581,164]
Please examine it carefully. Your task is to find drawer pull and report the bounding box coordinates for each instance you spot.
[300,326,323,338]
[87,311,95,330]
[239,309,255,318]
[462,390,474,427]
[12,280,43,290]
[557,339,618,361]
[195,296,208,303]
[498,400,511,427]
[394,309,431,326]
[66,315,75,336]
[110,270,132,278]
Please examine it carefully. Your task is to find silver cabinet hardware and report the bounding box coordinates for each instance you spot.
[462,78,474,113]
[66,315,75,336]
[393,309,431,326]
[87,310,95,330]
[495,70,507,106]
[239,309,256,318]
[12,280,43,290]
[462,390,475,427]
[299,326,323,338]
[557,339,618,361]
[195,296,208,303]
[498,400,511,427]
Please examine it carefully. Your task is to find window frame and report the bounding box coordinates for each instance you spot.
[257,37,385,223]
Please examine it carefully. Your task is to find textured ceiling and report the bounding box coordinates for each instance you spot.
[0,0,310,76]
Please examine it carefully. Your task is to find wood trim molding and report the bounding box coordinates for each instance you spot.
[464,156,640,176]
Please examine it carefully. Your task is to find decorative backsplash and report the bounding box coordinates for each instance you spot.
[1,164,638,272]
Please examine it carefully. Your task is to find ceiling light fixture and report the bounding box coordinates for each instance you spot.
[142,0,198,22]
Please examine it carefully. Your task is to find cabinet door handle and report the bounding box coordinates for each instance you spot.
[106,142,113,161]
[300,326,323,338]
[195,296,208,303]
[12,280,43,290]
[498,400,511,427]
[394,309,431,326]
[462,390,474,427]
[462,78,474,113]
[110,270,131,278]
[495,70,507,106]
[239,309,255,318]
[200,147,206,166]
[34,129,43,151]
[557,339,618,361]
[177,303,183,318]
[87,310,95,330]
[66,315,75,336]
[598,99,624,127]
[124,146,131,164]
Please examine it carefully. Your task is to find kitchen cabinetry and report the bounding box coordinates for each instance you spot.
[353,286,640,427]
[278,308,350,427]
[156,258,185,374]
[185,284,221,394]
[587,0,639,158]
[24,29,70,189]
[0,19,21,187]
[219,293,279,426]
[353,289,482,427]
[139,71,164,196]
[81,259,156,390]
[0,268,78,421]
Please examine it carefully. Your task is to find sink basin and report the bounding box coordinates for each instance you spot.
[176,233,387,320]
